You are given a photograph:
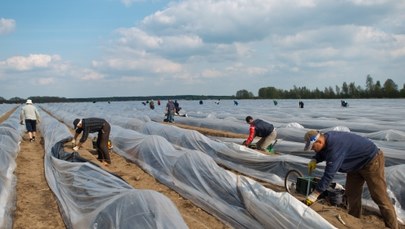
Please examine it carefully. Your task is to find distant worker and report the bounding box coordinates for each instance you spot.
[299,101,304,108]
[20,99,41,142]
[157,99,161,106]
[304,130,398,229]
[165,100,175,123]
[199,100,203,105]
[243,116,277,153]
[72,118,112,166]
[341,100,348,107]
[273,100,278,106]
[174,100,181,115]
[234,100,239,106]
[149,99,155,110]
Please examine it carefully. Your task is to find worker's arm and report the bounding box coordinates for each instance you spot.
[245,125,255,146]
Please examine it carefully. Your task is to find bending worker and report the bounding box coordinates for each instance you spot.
[243,116,277,152]
[304,130,398,229]
[72,118,112,166]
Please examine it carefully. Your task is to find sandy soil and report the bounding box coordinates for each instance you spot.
[1,108,402,229]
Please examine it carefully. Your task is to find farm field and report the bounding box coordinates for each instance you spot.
[1,99,404,228]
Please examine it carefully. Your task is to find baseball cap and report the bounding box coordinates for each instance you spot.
[26,99,33,104]
[304,130,320,151]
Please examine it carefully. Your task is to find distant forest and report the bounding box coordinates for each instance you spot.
[236,75,405,99]
[0,94,234,104]
[1,75,404,104]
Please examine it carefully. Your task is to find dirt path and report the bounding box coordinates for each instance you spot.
[1,107,64,228]
[1,107,65,229]
[14,130,65,229]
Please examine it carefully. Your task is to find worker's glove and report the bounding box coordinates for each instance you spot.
[71,139,76,147]
[242,140,247,146]
[308,159,317,173]
[305,190,320,206]
[73,146,79,151]
[20,121,24,125]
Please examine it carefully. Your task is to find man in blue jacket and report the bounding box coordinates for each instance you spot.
[243,116,277,152]
[304,130,398,229]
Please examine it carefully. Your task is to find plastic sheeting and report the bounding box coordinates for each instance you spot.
[39,100,405,225]
[40,105,337,228]
[110,125,336,228]
[0,108,21,229]
[38,111,188,229]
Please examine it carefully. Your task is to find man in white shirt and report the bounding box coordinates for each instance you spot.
[20,99,41,142]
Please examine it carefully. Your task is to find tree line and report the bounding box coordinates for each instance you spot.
[1,75,404,103]
[0,95,235,104]
[235,75,405,99]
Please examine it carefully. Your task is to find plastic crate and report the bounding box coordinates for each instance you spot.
[296,177,320,195]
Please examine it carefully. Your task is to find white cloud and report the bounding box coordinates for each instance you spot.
[0,18,16,35]
[92,53,182,75]
[116,27,162,49]
[354,26,395,43]
[143,10,176,26]
[0,54,61,71]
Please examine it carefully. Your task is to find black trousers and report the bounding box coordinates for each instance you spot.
[97,122,111,163]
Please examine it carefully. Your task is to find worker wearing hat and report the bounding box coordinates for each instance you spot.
[20,99,41,142]
[72,117,112,166]
[304,130,398,229]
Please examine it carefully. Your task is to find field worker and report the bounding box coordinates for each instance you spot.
[20,99,41,142]
[304,130,398,229]
[72,118,112,166]
[165,99,175,123]
[243,116,277,152]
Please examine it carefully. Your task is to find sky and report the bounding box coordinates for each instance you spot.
[1,0,404,99]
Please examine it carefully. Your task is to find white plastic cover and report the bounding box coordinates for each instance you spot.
[38,110,188,229]
[0,108,21,229]
[39,99,405,225]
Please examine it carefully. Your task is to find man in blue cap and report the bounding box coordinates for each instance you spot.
[304,130,398,229]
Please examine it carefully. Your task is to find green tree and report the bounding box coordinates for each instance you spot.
[383,78,399,98]
[348,82,360,98]
[374,81,383,98]
[8,97,25,104]
[236,89,254,99]
[400,84,405,97]
[335,85,341,96]
[365,74,374,97]
[258,87,279,98]
[341,82,349,97]
[323,86,336,98]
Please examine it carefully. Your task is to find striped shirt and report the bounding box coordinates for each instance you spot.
[75,118,107,143]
